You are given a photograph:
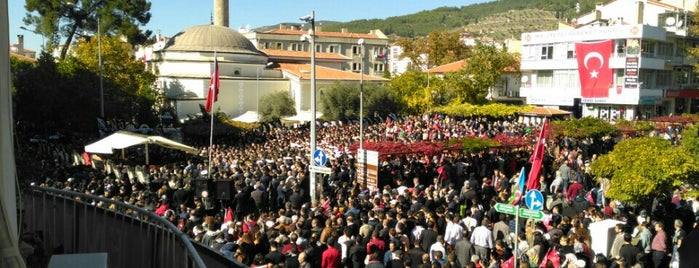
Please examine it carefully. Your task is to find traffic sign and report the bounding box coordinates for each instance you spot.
[312,149,328,166]
[519,208,544,220]
[525,190,544,211]
[494,203,517,216]
[309,165,332,174]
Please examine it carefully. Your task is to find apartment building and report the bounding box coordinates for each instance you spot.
[520,0,698,120]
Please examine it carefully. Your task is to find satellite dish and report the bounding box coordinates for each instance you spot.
[666,16,676,26]
[677,20,684,27]
[521,76,529,83]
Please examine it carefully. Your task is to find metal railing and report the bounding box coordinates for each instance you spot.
[21,186,243,268]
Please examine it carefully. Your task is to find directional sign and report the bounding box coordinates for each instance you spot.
[525,190,544,211]
[312,149,328,166]
[519,208,544,220]
[309,165,332,174]
[494,203,517,216]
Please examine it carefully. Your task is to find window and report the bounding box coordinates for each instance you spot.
[274,42,282,49]
[616,40,626,57]
[656,70,672,88]
[315,44,322,53]
[261,42,270,49]
[641,40,656,57]
[290,43,301,51]
[675,67,690,85]
[657,42,673,59]
[352,45,362,55]
[536,70,553,86]
[541,45,554,60]
[327,45,339,53]
[567,43,576,59]
[352,63,362,72]
[373,63,384,72]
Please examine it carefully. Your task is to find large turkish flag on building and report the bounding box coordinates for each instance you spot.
[576,40,613,98]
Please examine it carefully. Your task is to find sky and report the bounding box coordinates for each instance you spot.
[9,0,489,53]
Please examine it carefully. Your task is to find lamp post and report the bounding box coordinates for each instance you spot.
[19,26,45,51]
[98,16,104,118]
[358,38,366,185]
[301,11,318,202]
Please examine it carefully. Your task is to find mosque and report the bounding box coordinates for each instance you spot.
[149,0,389,123]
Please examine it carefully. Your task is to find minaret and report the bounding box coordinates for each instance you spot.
[214,0,229,27]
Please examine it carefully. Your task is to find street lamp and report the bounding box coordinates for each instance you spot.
[98,16,104,118]
[301,11,318,202]
[19,26,45,50]
[257,62,274,120]
[357,38,366,185]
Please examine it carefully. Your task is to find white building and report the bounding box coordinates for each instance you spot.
[520,0,698,120]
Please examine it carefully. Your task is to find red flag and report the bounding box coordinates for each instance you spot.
[539,247,560,268]
[205,52,220,113]
[526,118,548,191]
[576,40,613,98]
[501,256,515,268]
[224,207,233,223]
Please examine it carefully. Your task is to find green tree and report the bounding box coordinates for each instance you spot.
[443,41,519,105]
[389,70,431,114]
[259,91,296,122]
[363,83,400,119]
[590,137,699,204]
[551,117,617,139]
[70,35,158,124]
[319,82,398,121]
[23,0,152,59]
[394,30,470,69]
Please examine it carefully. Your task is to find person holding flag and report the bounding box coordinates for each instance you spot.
[508,167,526,205]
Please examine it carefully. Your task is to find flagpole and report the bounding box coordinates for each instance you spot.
[207,51,217,178]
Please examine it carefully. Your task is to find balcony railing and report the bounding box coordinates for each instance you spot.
[21,186,244,268]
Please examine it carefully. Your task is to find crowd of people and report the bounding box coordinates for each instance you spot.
[21,114,698,268]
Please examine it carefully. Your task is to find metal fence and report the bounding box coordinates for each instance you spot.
[22,186,245,268]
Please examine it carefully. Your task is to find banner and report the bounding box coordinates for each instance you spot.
[576,40,613,98]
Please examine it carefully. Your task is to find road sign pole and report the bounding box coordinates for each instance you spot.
[514,205,519,268]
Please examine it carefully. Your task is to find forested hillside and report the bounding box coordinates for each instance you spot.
[261,0,608,41]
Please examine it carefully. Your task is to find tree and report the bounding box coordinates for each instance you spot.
[394,30,471,69]
[388,70,431,114]
[23,0,152,59]
[443,41,519,105]
[259,91,296,123]
[70,35,158,125]
[319,82,359,121]
[319,82,398,122]
[590,137,699,204]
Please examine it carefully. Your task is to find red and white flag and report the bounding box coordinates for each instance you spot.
[526,118,548,191]
[576,40,613,98]
[205,52,220,113]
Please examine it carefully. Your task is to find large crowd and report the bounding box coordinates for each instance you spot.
[21,114,698,268]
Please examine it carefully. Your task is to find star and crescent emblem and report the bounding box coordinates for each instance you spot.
[583,52,604,79]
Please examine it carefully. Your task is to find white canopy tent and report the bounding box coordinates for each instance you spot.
[84,131,198,164]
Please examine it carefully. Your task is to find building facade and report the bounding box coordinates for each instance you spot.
[520,0,698,120]
[244,27,390,77]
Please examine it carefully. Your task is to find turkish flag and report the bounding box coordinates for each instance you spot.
[576,40,613,98]
[205,52,220,113]
[526,118,548,191]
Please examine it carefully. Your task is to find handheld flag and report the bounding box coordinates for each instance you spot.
[526,118,548,191]
[224,207,233,223]
[205,52,220,113]
[508,167,526,205]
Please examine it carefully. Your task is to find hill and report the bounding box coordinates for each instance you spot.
[259,0,606,41]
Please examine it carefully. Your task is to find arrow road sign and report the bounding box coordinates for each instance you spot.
[525,190,544,211]
[494,203,517,216]
[312,149,328,166]
[519,208,544,220]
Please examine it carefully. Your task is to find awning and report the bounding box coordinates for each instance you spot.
[231,111,260,123]
[84,131,197,164]
[282,110,323,123]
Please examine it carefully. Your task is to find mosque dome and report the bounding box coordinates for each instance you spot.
[163,24,263,55]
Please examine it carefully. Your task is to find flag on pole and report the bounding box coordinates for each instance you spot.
[205,52,220,113]
[526,118,548,191]
[508,167,526,205]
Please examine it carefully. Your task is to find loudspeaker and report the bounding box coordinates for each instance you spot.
[214,180,234,200]
[190,178,212,197]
